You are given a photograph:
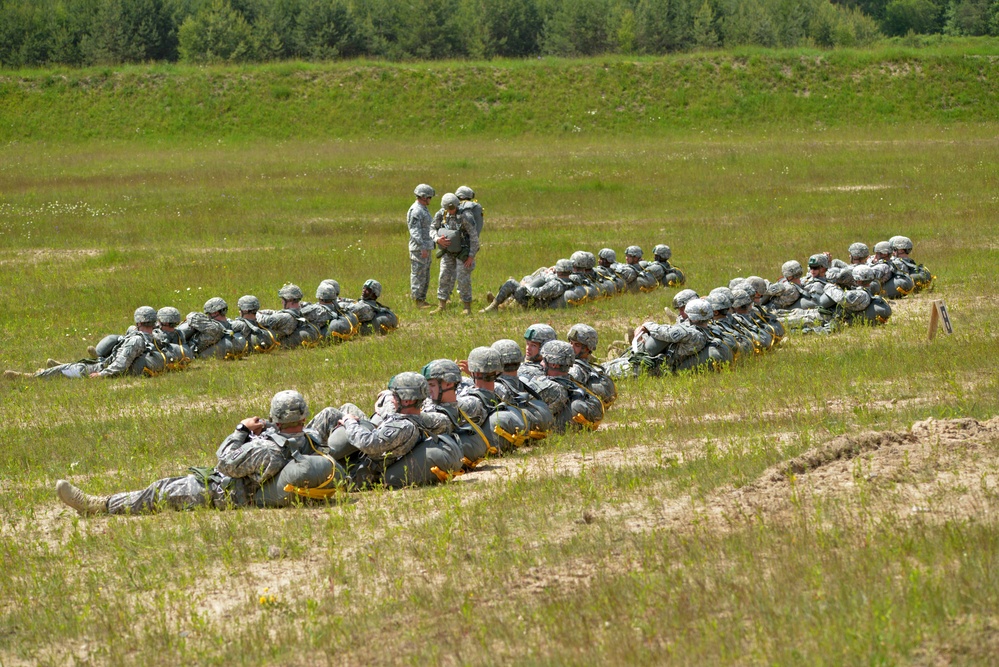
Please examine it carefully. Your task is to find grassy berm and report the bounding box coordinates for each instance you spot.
[1,51,998,665]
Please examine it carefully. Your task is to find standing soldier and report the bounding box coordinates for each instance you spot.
[455,186,483,236]
[430,193,479,315]
[408,184,436,309]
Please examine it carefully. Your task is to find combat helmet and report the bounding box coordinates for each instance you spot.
[362,279,382,298]
[524,324,557,345]
[441,193,459,210]
[653,244,672,261]
[597,248,617,263]
[731,288,753,309]
[808,253,830,269]
[156,307,182,326]
[554,259,574,274]
[672,289,698,311]
[203,297,228,315]
[270,390,309,425]
[467,347,503,378]
[316,281,340,302]
[746,276,768,296]
[421,359,462,384]
[237,295,260,312]
[455,185,475,200]
[848,242,870,260]
[890,236,913,252]
[570,251,596,270]
[278,284,304,301]
[852,264,875,284]
[133,306,157,325]
[873,241,892,256]
[491,339,523,368]
[388,372,429,403]
[567,323,598,353]
[625,245,643,259]
[540,340,575,370]
[781,260,803,280]
[684,298,714,323]
[414,184,435,199]
[708,292,732,313]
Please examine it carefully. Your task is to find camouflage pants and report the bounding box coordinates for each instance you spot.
[107,474,219,514]
[35,362,101,378]
[437,254,473,303]
[410,250,432,301]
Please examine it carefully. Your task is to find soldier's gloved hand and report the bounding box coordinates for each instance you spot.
[241,416,265,435]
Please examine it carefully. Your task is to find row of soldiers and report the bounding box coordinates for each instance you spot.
[605,234,934,376]
[768,235,934,332]
[479,244,686,312]
[4,279,399,380]
[54,323,618,515]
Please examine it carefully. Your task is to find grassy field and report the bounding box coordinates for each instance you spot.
[1,53,999,665]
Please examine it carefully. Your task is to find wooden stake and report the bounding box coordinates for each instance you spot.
[928,300,940,340]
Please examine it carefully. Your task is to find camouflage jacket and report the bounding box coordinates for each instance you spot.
[407,200,434,252]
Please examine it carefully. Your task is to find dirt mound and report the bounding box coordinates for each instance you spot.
[637,417,999,535]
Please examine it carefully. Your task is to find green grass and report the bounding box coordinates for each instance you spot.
[1,54,998,665]
[3,44,999,142]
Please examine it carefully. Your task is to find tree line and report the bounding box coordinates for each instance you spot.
[1,0,995,68]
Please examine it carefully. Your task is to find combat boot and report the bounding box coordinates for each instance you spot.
[414,299,432,309]
[87,345,98,358]
[429,299,448,315]
[461,302,473,316]
[479,297,501,313]
[3,370,30,380]
[55,479,109,515]
[485,291,495,304]
[46,359,62,368]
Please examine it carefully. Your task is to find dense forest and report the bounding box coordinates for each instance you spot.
[1,0,997,67]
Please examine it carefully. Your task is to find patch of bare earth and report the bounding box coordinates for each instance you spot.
[610,417,999,536]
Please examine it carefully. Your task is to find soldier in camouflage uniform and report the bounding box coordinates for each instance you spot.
[801,254,830,306]
[459,347,529,452]
[491,339,555,441]
[568,251,607,300]
[310,280,359,341]
[179,297,249,360]
[595,248,627,293]
[566,324,617,408]
[54,390,347,515]
[868,241,915,299]
[408,184,436,308]
[480,259,575,312]
[456,185,483,236]
[418,359,494,467]
[6,306,166,380]
[519,323,558,380]
[430,193,479,315]
[155,306,193,370]
[647,245,686,287]
[256,284,322,349]
[622,246,659,292]
[890,235,934,291]
[337,372,463,488]
[848,242,870,265]
[230,296,280,353]
[530,340,605,432]
[707,290,754,359]
[338,279,398,335]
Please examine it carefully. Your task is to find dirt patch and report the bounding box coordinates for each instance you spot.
[808,184,893,192]
[611,417,999,536]
[0,248,103,266]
